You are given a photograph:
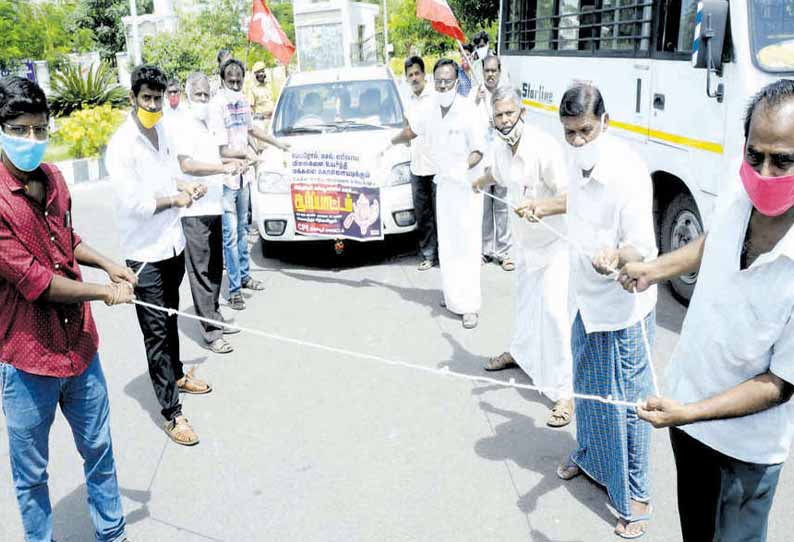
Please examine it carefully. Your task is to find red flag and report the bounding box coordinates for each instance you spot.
[248,0,295,65]
[416,0,466,42]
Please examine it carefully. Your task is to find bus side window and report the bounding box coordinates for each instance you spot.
[656,0,698,53]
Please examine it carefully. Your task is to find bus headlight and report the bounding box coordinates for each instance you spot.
[389,161,412,186]
[257,171,289,193]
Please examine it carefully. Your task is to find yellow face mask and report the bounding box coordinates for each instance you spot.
[136,107,162,129]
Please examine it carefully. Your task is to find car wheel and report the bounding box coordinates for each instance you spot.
[660,192,703,305]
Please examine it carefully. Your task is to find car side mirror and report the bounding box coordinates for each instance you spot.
[692,0,728,103]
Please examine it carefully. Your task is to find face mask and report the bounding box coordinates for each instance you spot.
[567,114,606,171]
[476,46,489,60]
[437,86,457,108]
[495,117,524,147]
[224,86,243,103]
[168,94,180,109]
[0,131,48,172]
[136,106,162,129]
[190,101,209,121]
[739,158,794,217]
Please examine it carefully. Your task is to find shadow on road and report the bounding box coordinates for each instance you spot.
[279,270,456,320]
[123,372,162,428]
[474,401,615,538]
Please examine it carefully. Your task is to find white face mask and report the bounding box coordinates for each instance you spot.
[190,101,209,121]
[476,46,489,60]
[568,114,607,172]
[436,85,457,108]
[224,86,243,103]
[495,117,524,147]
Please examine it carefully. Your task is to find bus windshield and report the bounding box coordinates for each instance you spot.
[750,0,794,72]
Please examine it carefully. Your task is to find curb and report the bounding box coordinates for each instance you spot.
[54,154,109,186]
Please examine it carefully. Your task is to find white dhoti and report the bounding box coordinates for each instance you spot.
[436,177,483,315]
[509,242,573,401]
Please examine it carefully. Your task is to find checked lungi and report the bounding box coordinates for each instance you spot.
[569,310,656,520]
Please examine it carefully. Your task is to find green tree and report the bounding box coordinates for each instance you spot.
[72,0,154,62]
[142,0,297,79]
[0,0,97,68]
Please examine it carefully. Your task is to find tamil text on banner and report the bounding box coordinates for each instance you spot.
[290,149,383,241]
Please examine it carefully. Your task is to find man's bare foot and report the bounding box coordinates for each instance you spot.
[614,500,652,539]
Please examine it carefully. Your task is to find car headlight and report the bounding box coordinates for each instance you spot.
[257,171,290,194]
[389,161,411,186]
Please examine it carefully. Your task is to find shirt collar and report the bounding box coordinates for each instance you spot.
[736,188,794,266]
[125,112,165,153]
[0,161,26,193]
[0,161,59,208]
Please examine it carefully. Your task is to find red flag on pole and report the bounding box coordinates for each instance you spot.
[248,0,296,65]
[416,0,466,42]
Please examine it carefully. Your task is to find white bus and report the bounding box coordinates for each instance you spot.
[498,0,793,301]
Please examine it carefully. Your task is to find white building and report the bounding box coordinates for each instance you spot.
[293,0,380,71]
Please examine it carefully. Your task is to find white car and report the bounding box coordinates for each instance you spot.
[252,66,415,249]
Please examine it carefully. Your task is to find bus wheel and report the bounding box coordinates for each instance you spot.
[661,192,703,304]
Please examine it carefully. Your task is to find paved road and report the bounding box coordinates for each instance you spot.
[1,180,792,541]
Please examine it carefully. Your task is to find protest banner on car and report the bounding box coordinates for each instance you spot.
[289,148,383,241]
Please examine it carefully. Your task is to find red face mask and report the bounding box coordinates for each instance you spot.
[740,158,794,217]
[168,94,180,109]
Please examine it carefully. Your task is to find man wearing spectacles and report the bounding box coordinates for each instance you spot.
[0,76,137,542]
[387,59,486,329]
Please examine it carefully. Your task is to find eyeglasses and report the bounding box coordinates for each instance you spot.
[2,123,49,141]
[434,79,457,90]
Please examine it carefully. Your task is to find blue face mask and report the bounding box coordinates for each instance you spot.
[0,131,48,172]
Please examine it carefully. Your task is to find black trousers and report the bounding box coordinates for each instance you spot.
[670,427,782,542]
[411,173,437,261]
[182,215,225,343]
[127,253,185,421]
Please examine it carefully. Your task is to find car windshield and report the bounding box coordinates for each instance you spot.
[749,0,794,72]
[273,79,404,136]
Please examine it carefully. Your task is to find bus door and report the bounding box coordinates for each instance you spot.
[648,0,726,177]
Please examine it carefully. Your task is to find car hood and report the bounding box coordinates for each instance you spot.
[260,128,410,187]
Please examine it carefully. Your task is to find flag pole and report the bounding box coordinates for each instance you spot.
[456,40,481,86]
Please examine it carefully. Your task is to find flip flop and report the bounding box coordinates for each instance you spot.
[556,455,581,480]
[606,502,653,540]
[483,352,518,371]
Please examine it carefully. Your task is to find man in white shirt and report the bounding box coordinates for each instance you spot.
[619,79,794,542]
[164,78,184,117]
[475,56,513,271]
[402,56,438,271]
[107,64,211,447]
[389,59,485,329]
[472,86,573,427]
[208,58,289,311]
[542,84,657,539]
[168,72,244,355]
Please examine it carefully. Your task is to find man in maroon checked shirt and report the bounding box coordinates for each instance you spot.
[0,76,137,542]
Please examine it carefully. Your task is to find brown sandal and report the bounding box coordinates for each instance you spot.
[176,367,212,395]
[547,399,574,428]
[500,258,516,271]
[164,416,199,446]
[484,352,518,371]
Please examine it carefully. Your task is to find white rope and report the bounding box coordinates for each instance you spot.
[131,299,642,409]
[123,179,657,409]
[476,186,660,397]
